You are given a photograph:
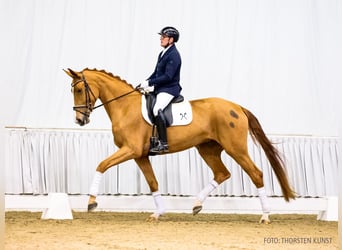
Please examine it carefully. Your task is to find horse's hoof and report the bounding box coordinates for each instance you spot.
[146,213,160,222]
[259,214,271,224]
[192,205,202,215]
[259,219,271,224]
[87,202,98,212]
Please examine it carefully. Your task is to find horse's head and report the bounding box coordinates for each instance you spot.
[64,68,99,126]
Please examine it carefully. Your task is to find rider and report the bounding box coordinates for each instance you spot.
[141,26,182,153]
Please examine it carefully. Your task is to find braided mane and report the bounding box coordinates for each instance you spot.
[82,68,134,88]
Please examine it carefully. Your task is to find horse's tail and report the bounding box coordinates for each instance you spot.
[242,107,296,201]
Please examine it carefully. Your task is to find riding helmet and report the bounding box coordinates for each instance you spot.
[159,26,179,42]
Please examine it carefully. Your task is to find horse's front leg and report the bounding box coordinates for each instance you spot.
[88,146,135,211]
[135,157,165,221]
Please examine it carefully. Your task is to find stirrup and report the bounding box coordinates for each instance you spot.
[149,142,169,154]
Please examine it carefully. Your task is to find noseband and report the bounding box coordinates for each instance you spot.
[71,73,96,117]
[71,73,138,117]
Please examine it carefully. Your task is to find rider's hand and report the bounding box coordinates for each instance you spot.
[140,80,149,88]
[137,84,154,94]
[144,86,154,93]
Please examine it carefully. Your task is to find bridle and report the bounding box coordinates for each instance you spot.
[71,72,138,117]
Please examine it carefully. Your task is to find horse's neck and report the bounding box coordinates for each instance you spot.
[98,76,133,102]
[94,73,139,123]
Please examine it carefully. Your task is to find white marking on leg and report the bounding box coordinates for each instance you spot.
[89,171,103,197]
[258,187,271,224]
[193,180,219,214]
[197,180,219,203]
[152,191,165,216]
[257,187,270,213]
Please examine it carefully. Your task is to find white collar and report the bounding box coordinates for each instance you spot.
[161,44,172,57]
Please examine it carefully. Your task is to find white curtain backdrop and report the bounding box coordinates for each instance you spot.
[1,1,341,198]
[1,0,341,135]
[5,128,339,197]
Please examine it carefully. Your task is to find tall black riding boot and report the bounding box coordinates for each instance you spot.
[149,110,169,154]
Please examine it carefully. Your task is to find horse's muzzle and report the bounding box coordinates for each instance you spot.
[75,116,90,126]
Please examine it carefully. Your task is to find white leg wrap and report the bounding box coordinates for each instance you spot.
[197,180,219,203]
[258,187,270,214]
[152,191,165,215]
[89,171,103,197]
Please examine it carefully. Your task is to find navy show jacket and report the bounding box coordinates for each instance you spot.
[147,44,182,96]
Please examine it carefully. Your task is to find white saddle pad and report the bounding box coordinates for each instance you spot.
[141,96,192,126]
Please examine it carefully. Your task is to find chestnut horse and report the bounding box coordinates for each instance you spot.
[64,68,295,223]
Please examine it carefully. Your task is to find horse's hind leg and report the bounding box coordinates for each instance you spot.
[227,147,271,223]
[193,141,231,215]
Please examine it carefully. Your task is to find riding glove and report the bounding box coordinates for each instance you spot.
[140,80,149,88]
[144,86,154,93]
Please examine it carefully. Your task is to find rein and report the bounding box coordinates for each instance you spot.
[72,73,138,116]
[92,88,137,110]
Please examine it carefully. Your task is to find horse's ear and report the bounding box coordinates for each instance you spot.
[63,68,80,79]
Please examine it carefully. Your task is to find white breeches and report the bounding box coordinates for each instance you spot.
[153,92,174,116]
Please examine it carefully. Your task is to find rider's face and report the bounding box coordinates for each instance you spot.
[160,35,173,47]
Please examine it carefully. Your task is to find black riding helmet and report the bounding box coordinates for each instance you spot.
[158,26,179,42]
